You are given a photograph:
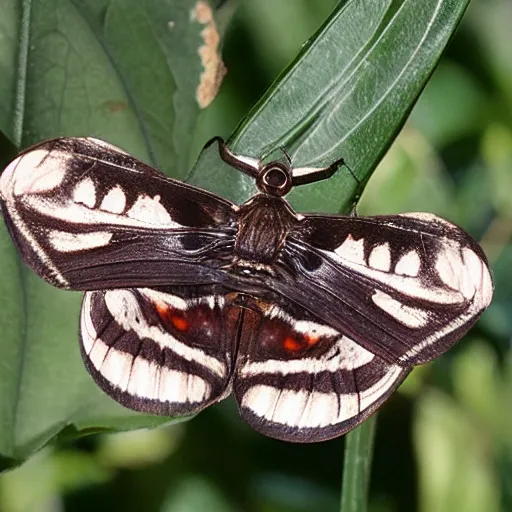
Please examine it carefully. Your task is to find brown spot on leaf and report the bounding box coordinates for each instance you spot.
[103,101,128,113]
[191,1,227,108]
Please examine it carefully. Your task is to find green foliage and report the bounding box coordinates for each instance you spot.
[0,0,510,511]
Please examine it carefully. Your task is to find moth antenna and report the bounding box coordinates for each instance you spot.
[337,158,364,213]
[279,146,292,167]
[341,160,360,187]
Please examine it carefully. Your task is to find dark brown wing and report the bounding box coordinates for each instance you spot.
[0,137,236,290]
[275,213,493,366]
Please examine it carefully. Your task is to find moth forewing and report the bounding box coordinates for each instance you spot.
[0,136,494,443]
[280,213,493,366]
[0,137,237,290]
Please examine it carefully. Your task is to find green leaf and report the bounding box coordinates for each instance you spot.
[415,391,501,512]
[1,0,223,177]
[340,417,376,512]
[0,0,228,463]
[161,476,235,512]
[190,0,471,212]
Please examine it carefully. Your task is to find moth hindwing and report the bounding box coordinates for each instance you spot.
[0,136,493,442]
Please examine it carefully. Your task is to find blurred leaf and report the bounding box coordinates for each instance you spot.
[253,473,338,512]
[410,62,488,148]
[241,0,339,78]
[98,427,181,469]
[482,123,512,217]
[161,476,234,512]
[0,449,58,512]
[359,126,452,216]
[479,243,512,349]
[467,0,512,113]
[452,342,502,437]
[192,0,471,213]
[415,391,501,512]
[449,161,493,232]
[0,447,110,512]
[0,0,229,463]
[451,341,512,509]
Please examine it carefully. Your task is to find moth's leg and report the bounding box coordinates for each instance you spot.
[203,137,261,179]
[291,155,351,186]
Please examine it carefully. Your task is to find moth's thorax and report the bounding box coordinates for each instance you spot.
[233,194,298,266]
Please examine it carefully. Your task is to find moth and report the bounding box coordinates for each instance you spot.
[0,137,493,442]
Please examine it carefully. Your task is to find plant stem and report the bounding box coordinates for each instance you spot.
[340,415,377,512]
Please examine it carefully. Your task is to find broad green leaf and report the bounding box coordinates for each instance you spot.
[0,0,228,464]
[1,0,223,176]
[190,0,471,213]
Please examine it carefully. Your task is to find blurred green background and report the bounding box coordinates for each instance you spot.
[0,0,511,511]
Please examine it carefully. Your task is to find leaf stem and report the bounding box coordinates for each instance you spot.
[340,415,377,512]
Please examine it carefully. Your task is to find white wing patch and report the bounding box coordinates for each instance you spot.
[368,242,391,271]
[127,357,160,400]
[127,194,179,227]
[435,243,492,304]
[81,291,212,404]
[399,250,493,362]
[242,387,354,428]
[371,290,430,328]
[242,361,403,429]
[48,230,113,252]
[88,336,109,370]
[395,250,421,277]
[241,335,374,376]
[462,247,493,307]
[159,367,210,403]
[0,149,69,196]
[326,248,463,304]
[100,186,127,214]
[139,288,189,310]
[81,293,96,355]
[435,242,464,292]
[335,234,365,265]
[265,304,339,337]
[73,178,96,208]
[21,194,183,230]
[359,365,403,409]
[101,348,133,390]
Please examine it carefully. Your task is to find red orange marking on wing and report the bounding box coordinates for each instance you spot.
[284,337,302,352]
[171,315,189,332]
[152,300,189,332]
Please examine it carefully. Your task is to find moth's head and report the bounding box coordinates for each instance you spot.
[256,161,293,197]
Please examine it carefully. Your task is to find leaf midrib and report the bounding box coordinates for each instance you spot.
[13,0,32,149]
[69,0,158,167]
